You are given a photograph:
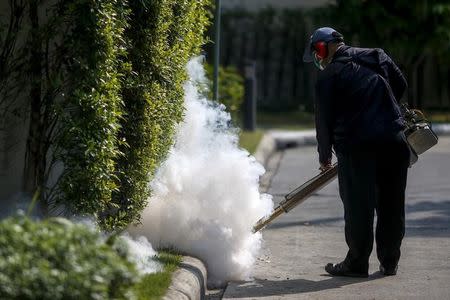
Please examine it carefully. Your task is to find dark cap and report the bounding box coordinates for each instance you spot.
[303,27,344,62]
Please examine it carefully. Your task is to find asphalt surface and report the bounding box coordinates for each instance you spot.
[223,136,450,300]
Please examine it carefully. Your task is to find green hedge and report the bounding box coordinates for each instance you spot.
[0,217,137,299]
[107,0,212,229]
[46,0,211,229]
[55,0,129,220]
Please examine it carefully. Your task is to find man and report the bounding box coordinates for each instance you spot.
[303,27,410,277]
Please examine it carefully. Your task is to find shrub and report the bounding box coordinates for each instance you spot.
[54,0,129,221]
[204,63,245,122]
[107,0,212,229]
[0,217,137,299]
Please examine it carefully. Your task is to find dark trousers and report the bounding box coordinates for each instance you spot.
[336,132,410,272]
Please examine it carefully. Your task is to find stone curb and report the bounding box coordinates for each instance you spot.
[163,256,207,300]
[255,124,450,167]
[253,133,277,166]
[164,123,450,300]
[432,123,450,136]
[254,129,317,166]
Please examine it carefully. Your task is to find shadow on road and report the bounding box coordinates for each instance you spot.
[225,273,384,298]
[405,200,450,237]
[265,200,450,237]
[266,217,343,230]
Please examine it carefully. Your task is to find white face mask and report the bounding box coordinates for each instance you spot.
[313,52,325,71]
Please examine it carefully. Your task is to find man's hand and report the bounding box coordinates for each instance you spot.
[319,160,332,172]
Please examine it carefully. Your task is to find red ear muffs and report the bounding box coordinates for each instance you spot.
[313,41,328,59]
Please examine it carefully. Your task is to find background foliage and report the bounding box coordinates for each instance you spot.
[313,0,450,110]
[214,1,450,113]
[205,63,244,122]
[207,8,315,112]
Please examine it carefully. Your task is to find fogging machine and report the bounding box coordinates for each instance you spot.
[253,163,338,233]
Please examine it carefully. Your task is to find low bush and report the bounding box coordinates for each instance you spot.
[0,217,138,299]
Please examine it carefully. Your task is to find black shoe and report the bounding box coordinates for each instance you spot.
[325,262,368,278]
[379,264,398,276]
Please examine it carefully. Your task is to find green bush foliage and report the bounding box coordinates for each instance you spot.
[1,0,212,230]
[205,63,244,121]
[0,217,137,299]
[108,0,212,229]
[55,0,130,220]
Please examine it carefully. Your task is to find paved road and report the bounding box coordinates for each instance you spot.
[223,137,450,299]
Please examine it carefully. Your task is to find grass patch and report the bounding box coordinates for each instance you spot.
[133,251,182,300]
[239,130,264,154]
[256,110,450,129]
[257,111,315,130]
[427,111,450,123]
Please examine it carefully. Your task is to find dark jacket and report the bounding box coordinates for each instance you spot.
[315,45,407,164]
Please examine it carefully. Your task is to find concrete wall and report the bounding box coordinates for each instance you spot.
[0,102,30,216]
[0,1,54,217]
[0,1,28,209]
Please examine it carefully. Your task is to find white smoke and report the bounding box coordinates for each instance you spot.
[119,234,162,275]
[129,57,273,285]
[73,218,162,275]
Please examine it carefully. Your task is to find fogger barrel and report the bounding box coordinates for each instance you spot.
[252,163,338,233]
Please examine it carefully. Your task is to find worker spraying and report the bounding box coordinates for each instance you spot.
[304,26,411,278]
[255,27,411,278]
